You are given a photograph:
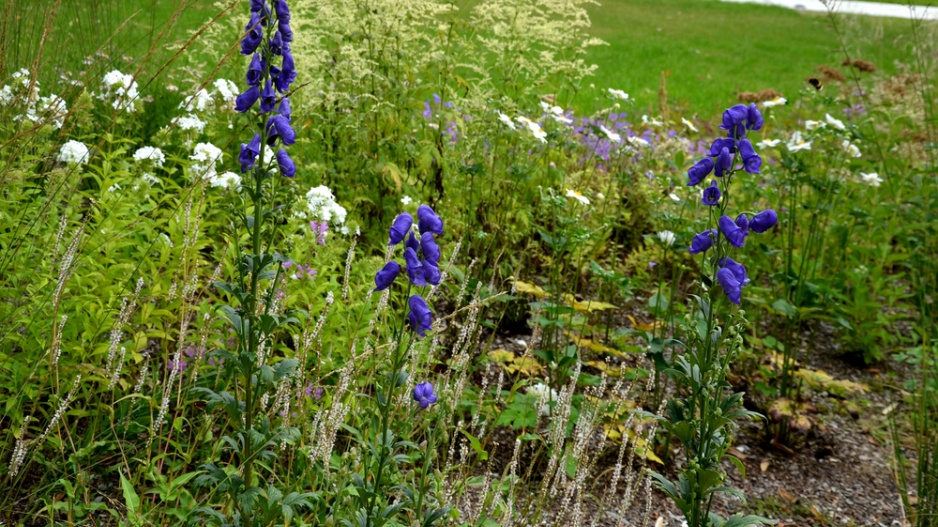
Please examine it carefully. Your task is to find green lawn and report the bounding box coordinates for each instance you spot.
[579,0,930,115]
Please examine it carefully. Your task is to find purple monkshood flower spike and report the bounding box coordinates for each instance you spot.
[709,137,736,157]
[687,157,714,187]
[260,79,276,113]
[417,204,444,235]
[750,209,778,233]
[388,213,413,245]
[241,13,263,55]
[738,139,762,175]
[404,248,427,287]
[718,257,750,287]
[717,267,743,305]
[247,53,262,87]
[719,215,748,248]
[408,295,433,337]
[235,86,260,113]
[689,229,718,254]
[266,115,296,145]
[423,261,441,286]
[747,103,764,131]
[413,381,438,409]
[702,180,721,206]
[373,261,401,291]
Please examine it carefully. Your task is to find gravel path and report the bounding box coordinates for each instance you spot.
[718,0,938,20]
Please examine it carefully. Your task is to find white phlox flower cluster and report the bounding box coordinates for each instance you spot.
[189,142,224,180]
[99,70,139,113]
[296,185,348,227]
[58,140,91,165]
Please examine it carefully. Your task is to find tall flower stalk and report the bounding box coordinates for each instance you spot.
[643,104,778,527]
[193,1,312,524]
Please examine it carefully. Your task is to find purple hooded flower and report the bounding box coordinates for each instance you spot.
[274,52,296,93]
[404,248,427,287]
[717,267,742,305]
[718,257,750,287]
[747,103,763,131]
[719,215,748,248]
[246,53,263,87]
[423,261,441,286]
[702,180,721,206]
[266,114,296,145]
[373,261,401,291]
[420,232,441,265]
[738,139,762,174]
[407,295,433,337]
[708,137,736,157]
[235,86,260,113]
[735,213,750,233]
[278,97,291,120]
[720,104,748,139]
[276,149,295,177]
[239,134,261,173]
[715,147,733,177]
[405,231,420,254]
[388,213,413,245]
[241,13,264,55]
[687,157,714,187]
[270,31,284,55]
[260,79,276,113]
[750,209,778,233]
[413,381,438,409]
[689,229,717,254]
[417,205,444,235]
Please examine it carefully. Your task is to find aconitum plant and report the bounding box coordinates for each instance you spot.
[194,0,314,523]
[643,103,776,527]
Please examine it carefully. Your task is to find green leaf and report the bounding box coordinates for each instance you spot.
[120,472,142,527]
[771,298,797,317]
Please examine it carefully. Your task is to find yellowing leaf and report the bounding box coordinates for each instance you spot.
[626,315,662,332]
[795,368,868,395]
[488,349,515,364]
[513,280,548,298]
[487,349,543,376]
[565,331,627,357]
[562,293,618,312]
[768,398,815,433]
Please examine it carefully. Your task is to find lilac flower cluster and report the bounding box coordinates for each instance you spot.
[235,0,297,178]
[374,205,445,337]
[686,104,778,304]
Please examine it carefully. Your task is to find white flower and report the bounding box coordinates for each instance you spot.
[179,89,212,113]
[757,139,782,148]
[298,185,348,224]
[627,135,650,148]
[859,172,883,187]
[552,114,573,125]
[642,115,663,127]
[787,131,812,152]
[212,79,240,106]
[565,188,590,206]
[160,233,174,247]
[107,183,121,193]
[825,113,846,131]
[669,193,681,202]
[133,146,165,167]
[36,95,68,128]
[597,192,605,199]
[681,117,698,132]
[599,124,621,143]
[401,195,413,205]
[189,142,223,178]
[58,140,90,165]
[526,383,560,416]
[174,114,206,133]
[658,230,676,246]
[607,88,629,100]
[516,116,547,143]
[842,140,861,158]
[762,97,787,108]
[142,172,160,186]
[99,70,139,112]
[539,101,564,115]
[496,111,516,130]
[805,120,825,131]
[209,171,242,189]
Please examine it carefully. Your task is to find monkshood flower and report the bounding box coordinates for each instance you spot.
[408,295,433,337]
[235,86,260,113]
[738,139,761,174]
[241,13,264,55]
[266,114,296,145]
[689,229,717,254]
[749,209,778,233]
[421,232,441,265]
[717,267,743,305]
[715,147,733,178]
[719,257,750,288]
[275,149,295,177]
[687,157,714,186]
[373,261,401,291]
[702,180,721,206]
[718,215,748,248]
[413,382,438,409]
[389,213,413,245]
[417,205,443,235]
[260,80,276,113]
[404,248,427,287]
[405,231,420,254]
[239,134,261,173]
[247,54,263,86]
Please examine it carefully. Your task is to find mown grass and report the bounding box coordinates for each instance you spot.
[580,0,931,115]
